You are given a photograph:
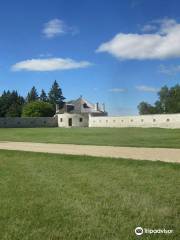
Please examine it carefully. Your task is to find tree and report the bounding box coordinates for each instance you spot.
[138,102,156,115]
[48,80,65,109]
[154,100,164,114]
[22,101,54,117]
[6,103,23,117]
[0,90,24,117]
[157,85,169,113]
[138,84,180,114]
[40,89,48,102]
[166,85,180,113]
[26,86,39,103]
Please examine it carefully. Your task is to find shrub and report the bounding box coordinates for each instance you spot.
[22,101,54,117]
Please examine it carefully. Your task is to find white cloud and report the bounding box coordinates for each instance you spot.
[39,53,53,58]
[43,19,66,38]
[136,85,159,93]
[158,64,180,75]
[141,24,158,33]
[108,88,126,93]
[42,18,78,38]
[11,58,92,72]
[97,18,180,60]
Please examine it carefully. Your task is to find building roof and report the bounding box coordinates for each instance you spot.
[67,97,94,109]
[57,96,107,115]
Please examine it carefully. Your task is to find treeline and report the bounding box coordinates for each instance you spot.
[138,84,180,115]
[0,80,65,117]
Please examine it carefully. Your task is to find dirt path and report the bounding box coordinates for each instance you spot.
[0,141,179,163]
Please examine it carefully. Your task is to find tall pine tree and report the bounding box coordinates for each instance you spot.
[48,80,65,108]
[0,90,24,117]
[40,89,48,102]
[26,86,39,103]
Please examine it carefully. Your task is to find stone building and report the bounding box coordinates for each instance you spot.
[57,96,107,127]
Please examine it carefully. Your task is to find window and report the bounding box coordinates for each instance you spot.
[113,120,116,123]
[60,118,63,122]
[106,120,108,123]
[43,121,46,124]
[153,119,156,122]
[121,120,124,122]
[83,103,89,108]
[166,118,170,122]
[67,104,74,112]
[131,119,133,122]
[141,119,144,122]
[79,118,83,122]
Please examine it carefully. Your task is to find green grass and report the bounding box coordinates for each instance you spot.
[0,150,179,239]
[0,127,180,148]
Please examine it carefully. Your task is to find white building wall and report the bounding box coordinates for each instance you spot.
[89,114,180,128]
[58,113,89,127]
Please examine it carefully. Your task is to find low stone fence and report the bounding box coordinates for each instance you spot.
[89,113,180,129]
[0,116,58,128]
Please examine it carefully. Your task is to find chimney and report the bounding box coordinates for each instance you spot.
[55,104,59,113]
[102,103,105,112]
[96,102,99,111]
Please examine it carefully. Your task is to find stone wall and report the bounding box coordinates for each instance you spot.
[89,113,180,128]
[0,116,58,128]
[2,113,180,129]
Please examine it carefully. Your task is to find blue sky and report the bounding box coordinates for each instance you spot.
[1,0,180,115]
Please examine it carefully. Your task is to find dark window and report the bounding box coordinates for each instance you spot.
[83,103,90,108]
[141,119,144,122]
[67,105,74,112]
[106,120,108,123]
[44,121,46,124]
[131,119,133,122]
[166,118,170,122]
[113,120,116,123]
[153,119,156,122]
[121,120,124,122]
[68,118,72,126]
[79,118,83,122]
[60,118,63,122]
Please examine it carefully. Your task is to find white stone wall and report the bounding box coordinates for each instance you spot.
[89,114,180,128]
[58,113,89,127]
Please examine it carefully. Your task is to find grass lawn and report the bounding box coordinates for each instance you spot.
[0,150,179,239]
[0,127,180,148]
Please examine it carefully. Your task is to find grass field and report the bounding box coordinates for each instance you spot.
[0,127,180,148]
[0,150,179,239]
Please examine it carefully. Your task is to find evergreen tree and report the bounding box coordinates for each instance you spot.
[26,86,39,103]
[0,90,25,117]
[48,80,65,108]
[40,89,48,102]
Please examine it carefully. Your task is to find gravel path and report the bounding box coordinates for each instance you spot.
[0,141,179,163]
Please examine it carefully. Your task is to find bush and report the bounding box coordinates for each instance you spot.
[22,101,54,117]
